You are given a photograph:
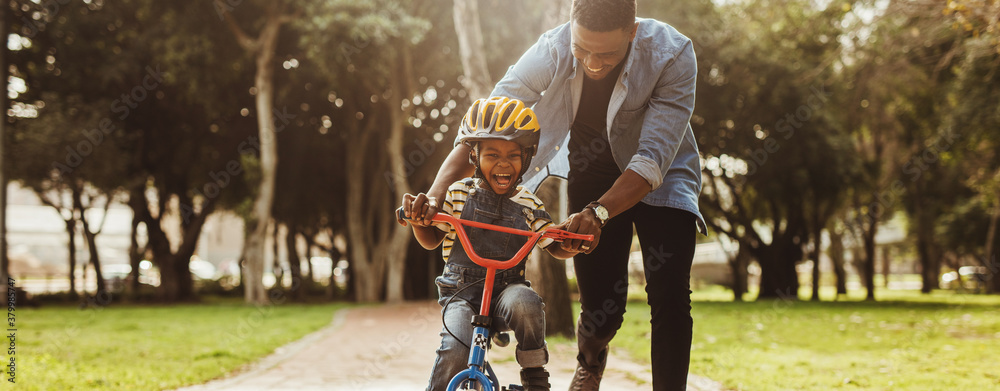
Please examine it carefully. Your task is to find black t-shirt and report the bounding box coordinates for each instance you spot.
[567,46,630,203]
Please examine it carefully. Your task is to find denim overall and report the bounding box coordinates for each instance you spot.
[426,180,550,391]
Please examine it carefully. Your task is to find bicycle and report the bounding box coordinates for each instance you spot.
[397,208,593,391]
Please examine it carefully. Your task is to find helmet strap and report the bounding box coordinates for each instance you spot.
[470,144,485,180]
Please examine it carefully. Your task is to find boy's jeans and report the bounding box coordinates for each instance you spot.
[426,264,548,391]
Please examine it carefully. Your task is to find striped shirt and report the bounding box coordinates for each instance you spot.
[436,179,555,263]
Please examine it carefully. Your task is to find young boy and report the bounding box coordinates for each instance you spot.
[401,97,578,391]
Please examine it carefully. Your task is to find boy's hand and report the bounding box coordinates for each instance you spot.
[399,193,439,227]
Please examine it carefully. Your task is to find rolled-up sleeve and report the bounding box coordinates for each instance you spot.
[626,41,697,190]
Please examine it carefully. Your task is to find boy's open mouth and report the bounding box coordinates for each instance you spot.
[493,173,513,189]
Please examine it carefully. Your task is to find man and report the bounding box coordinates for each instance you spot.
[408,0,705,389]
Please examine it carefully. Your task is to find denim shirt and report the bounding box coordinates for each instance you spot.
[489,18,707,233]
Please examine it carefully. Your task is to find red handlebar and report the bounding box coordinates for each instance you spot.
[398,207,594,317]
[397,208,594,270]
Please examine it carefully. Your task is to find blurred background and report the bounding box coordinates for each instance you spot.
[1,0,998,309]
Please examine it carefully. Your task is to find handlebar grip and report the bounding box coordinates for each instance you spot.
[543,230,594,242]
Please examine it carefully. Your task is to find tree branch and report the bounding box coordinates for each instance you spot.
[92,194,113,236]
[716,173,765,245]
[215,0,259,52]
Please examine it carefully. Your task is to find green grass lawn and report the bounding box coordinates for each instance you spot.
[610,287,1000,390]
[8,298,347,391]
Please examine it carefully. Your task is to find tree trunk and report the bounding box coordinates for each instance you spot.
[829,227,848,296]
[527,178,574,337]
[811,231,822,302]
[272,222,282,287]
[452,0,492,100]
[286,224,303,300]
[134,188,214,302]
[81,228,106,294]
[346,130,385,302]
[327,245,342,300]
[755,246,780,299]
[231,10,286,306]
[127,190,145,294]
[73,188,107,295]
[728,246,749,302]
[383,70,415,303]
[344,242,356,302]
[863,222,877,301]
[65,217,79,299]
[303,233,315,286]
[810,206,823,301]
[39,188,81,298]
[984,202,1000,294]
[756,237,801,300]
[882,246,891,289]
[157,254,180,301]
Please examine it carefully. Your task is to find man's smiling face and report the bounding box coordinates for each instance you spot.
[476,139,523,194]
[570,20,637,81]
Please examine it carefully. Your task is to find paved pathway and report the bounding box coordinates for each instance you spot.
[178,301,728,390]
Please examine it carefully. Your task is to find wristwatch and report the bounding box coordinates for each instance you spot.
[586,202,609,227]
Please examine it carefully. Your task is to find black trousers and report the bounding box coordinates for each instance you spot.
[570,192,696,391]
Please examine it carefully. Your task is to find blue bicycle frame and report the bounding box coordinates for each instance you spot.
[445,323,503,390]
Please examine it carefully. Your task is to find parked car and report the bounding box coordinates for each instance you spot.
[941,266,989,292]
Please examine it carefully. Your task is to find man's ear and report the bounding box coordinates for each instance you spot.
[629,21,639,41]
[468,149,478,166]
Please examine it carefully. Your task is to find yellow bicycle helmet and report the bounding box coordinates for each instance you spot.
[456,97,541,184]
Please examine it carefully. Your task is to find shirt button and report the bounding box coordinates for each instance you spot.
[554,146,560,150]
[535,167,540,172]
[519,270,524,276]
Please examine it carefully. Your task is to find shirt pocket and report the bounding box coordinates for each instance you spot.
[610,105,647,160]
[613,104,648,132]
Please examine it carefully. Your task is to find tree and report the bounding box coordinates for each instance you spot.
[215,0,302,305]
[941,0,1000,293]
[298,0,463,302]
[452,0,492,101]
[691,0,851,299]
[7,0,259,302]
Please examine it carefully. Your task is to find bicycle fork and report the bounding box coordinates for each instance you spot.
[446,319,498,390]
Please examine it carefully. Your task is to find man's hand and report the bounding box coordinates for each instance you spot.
[555,208,602,254]
[399,193,440,227]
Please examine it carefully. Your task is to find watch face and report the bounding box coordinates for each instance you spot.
[594,205,609,221]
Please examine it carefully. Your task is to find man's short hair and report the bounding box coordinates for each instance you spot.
[572,0,636,32]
